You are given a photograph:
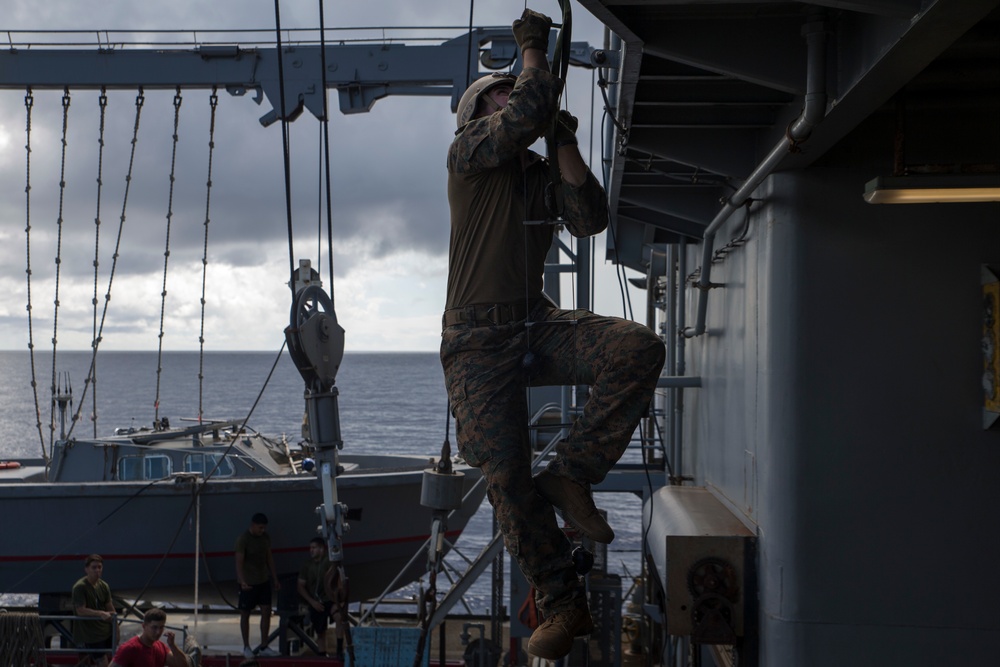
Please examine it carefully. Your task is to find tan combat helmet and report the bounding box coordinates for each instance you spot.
[456,72,518,128]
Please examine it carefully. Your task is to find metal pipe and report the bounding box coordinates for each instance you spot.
[657,376,702,388]
[645,257,656,334]
[684,16,828,337]
[602,29,620,188]
[665,244,677,467]
[674,238,687,481]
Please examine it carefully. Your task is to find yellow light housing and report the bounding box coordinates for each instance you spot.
[864,174,1000,204]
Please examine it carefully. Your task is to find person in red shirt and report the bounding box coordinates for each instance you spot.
[109,608,189,667]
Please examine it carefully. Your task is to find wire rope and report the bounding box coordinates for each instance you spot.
[197,88,220,424]
[90,88,108,438]
[153,88,183,423]
[273,0,298,297]
[48,88,72,451]
[23,87,49,464]
[318,0,337,298]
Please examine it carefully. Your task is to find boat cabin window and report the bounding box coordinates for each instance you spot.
[184,453,234,478]
[118,454,172,481]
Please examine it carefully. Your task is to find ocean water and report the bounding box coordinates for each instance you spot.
[0,350,644,613]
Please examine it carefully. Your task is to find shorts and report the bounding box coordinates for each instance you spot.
[238,581,273,611]
[78,637,112,665]
[308,600,334,632]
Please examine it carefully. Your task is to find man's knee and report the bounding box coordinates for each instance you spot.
[624,325,665,373]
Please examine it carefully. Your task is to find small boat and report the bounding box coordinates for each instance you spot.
[0,419,486,605]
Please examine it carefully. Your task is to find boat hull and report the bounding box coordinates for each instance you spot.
[0,455,484,605]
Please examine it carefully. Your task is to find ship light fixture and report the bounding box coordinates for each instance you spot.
[864,174,1000,204]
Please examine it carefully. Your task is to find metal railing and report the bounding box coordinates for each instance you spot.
[37,613,189,659]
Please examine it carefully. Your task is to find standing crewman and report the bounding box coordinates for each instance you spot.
[440,7,665,662]
[72,554,119,667]
[235,512,281,659]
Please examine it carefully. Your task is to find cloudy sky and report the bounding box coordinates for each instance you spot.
[0,0,644,353]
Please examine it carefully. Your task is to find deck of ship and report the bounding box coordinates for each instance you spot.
[16,602,649,666]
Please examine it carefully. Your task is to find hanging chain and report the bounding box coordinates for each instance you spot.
[23,88,49,464]
[89,88,109,437]
[67,88,145,441]
[48,87,72,450]
[154,87,183,423]
[197,88,219,424]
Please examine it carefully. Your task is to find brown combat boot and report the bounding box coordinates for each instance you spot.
[527,607,595,660]
[534,470,615,543]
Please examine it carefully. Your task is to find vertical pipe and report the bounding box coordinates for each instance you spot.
[193,484,201,634]
[602,29,620,188]
[645,258,658,465]
[665,244,677,471]
[578,236,592,311]
[674,239,687,482]
[683,16,828,338]
[439,622,446,667]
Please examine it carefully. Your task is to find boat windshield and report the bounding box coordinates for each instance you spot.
[118,454,172,481]
[184,453,234,478]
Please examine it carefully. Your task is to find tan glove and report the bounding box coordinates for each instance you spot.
[512,8,552,53]
[555,110,578,147]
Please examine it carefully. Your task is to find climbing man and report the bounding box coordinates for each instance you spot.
[440,7,665,662]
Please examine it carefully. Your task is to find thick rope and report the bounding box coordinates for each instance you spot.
[0,611,49,667]
[543,0,573,219]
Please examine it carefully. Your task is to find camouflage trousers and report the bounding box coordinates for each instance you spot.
[440,303,665,614]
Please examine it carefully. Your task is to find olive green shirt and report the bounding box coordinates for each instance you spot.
[298,557,332,603]
[71,576,113,643]
[235,530,273,586]
[445,67,608,311]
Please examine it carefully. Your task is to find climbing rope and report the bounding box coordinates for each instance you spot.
[543,0,573,220]
[197,88,219,424]
[67,88,146,441]
[23,87,49,465]
[154,87,183,423]
[522,0,580,391]
[90,88,109,437]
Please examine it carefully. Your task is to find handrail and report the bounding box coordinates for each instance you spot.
[37,613,189,655]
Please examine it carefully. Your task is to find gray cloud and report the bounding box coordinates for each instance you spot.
[0,0,611,351]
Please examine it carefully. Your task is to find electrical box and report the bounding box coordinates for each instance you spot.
[644,486,756,644]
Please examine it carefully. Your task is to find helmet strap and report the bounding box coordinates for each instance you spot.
[477,94,502,117]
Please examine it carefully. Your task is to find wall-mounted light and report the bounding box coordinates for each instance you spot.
[864,174,1000,204]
